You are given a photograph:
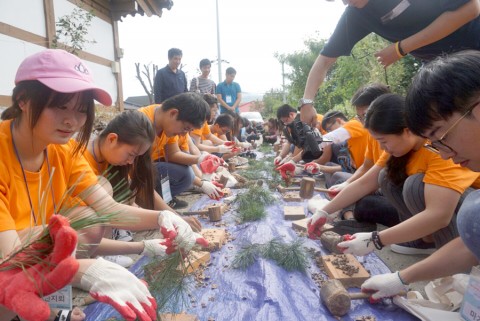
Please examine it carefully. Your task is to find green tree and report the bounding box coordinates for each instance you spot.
[262,89,286,119]
[52,7,96,55]
[279,34,420,116]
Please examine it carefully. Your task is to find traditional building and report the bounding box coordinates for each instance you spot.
[0,0,173,110]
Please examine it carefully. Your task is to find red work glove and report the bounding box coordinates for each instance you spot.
[199,154,225,174]
[80,258,157,321]
[224,141,235,146]
[200,181,224,200]
[212,180,224,189]
[307,209,329,239]
[275,161,299,180]
[304,162,321,174]
[158,210,209,254]
[0,215,79,321]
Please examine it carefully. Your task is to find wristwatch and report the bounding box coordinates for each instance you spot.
[299,98,314,106]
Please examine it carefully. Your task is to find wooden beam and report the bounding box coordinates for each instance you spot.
[0,22,47,47]
[43,0,56,48]
[135,0,153,16]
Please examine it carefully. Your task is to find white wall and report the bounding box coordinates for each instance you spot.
[0,0,117,106]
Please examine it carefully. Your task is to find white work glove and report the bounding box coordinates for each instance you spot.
[337,232,375,256]
[217,144,233,153]
[240,141,252,149]
[304,162,321,174]
[200,180,223,200]
[330,181,348,192]
[158,210,209,253]
[307,209,330,239]
[278,155,293,165]
[274,156,283,166]
[80,258,157,321]
[362,272,408,300]
[142,239,168,258]
[197,151,210,164]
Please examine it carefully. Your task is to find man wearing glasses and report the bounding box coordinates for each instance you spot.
[355,50,480,301]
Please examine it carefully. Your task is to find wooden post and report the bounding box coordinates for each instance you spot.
[228,161,236,172]
[208,205,222,222]
[299,177,315,199]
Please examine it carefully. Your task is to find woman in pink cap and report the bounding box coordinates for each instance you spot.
[0,49,208,321]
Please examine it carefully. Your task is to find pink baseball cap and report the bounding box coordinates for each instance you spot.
[15,49,112,106]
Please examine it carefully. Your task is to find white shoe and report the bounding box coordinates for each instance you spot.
[113,229,134,242]
[103,255,134,268]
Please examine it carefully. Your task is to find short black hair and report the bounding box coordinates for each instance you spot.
[226,67,236,75]
[168,48,182,59]
[321,110,347,130]
[276,104,296,119]
[351,83,391,107]
[214,113,233,128]
[406,50,480,137]
[199,58,211,68]
[161,92,209,128]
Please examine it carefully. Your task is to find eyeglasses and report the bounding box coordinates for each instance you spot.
[355,113,367,122]
[424,100,480,154]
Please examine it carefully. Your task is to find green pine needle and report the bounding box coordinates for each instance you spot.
[233,238,309,273]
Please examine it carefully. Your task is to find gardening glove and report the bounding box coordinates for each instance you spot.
[274,156,283,166]
[362,272,408,300]
[240,141,252,149]
[200,180,224,200]
[158,210,209,253]
[142,239,168,258]
[307,209,329,239]
[278,155,293,165]
[217,144,233,154]
[198,153,225,174]
[211,180,224,189]
[304,162,321,174]
[275,160,301,180]
[327,181,347,199]
[80,258,157,321]
[0,215,79,321]
[337,232,375,256]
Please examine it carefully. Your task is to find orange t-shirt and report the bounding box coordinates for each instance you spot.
[177,134,190,152]
[364,134,383,163]
[343,119,369,169]
[138,104,178,161]
[376,147,480,193]
[191,121,211,141]
[316,114,327,135]
[0,120,98,232]
[83,147,109,176]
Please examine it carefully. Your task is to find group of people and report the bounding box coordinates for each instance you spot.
[0,48,259,321]
[2,0,480,320]
[274,0,480,308]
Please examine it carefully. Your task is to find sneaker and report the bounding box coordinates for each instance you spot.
[112,228,134,242]
[330,219,377,236]
[390,239,436,255]
[168,196,189,209]
[103,255,134,268]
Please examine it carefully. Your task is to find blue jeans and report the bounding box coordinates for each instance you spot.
[154,162,194,197]
[457,189,480,260]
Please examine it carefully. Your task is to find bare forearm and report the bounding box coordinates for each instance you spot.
[401,0,480,54]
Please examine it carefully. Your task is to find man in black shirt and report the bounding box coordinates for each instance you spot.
[154,48,188,104]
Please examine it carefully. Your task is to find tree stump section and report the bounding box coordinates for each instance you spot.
[322,254,370,288]
[321,231,344,254]
[299,177,315,199]
[160,313,199,321]
[201,228,227,251]
[284,206,306,220]
[228,161,236,172]
[282,191,302,202]
[218,174,229,187]
[185,251,211,274]
[208,205,223,222]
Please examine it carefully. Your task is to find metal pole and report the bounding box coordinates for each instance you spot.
[216,0,222,83]
[282,61,287,103]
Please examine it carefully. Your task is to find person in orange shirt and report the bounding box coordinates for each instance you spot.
[190,94,234,155]
[209,113,234,141]
[137,93,221,209]
[362,50,480,300]
[84,111,201,232]
[0,49,208,321]
[309,93,480,256]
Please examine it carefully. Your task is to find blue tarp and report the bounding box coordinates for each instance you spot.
[85,167,419,321]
